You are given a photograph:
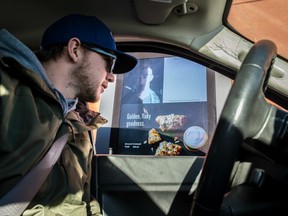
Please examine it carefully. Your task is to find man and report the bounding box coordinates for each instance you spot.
[137,65,160,104]
[122,61,161,104]
[0,14,137,215]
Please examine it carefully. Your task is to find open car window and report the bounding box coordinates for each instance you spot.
[95,52,232,155]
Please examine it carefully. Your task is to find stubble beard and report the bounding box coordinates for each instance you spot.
[71,58,99,103]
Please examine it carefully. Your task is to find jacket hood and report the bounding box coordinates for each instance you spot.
[0,29,75,116]
[0,29,47,80]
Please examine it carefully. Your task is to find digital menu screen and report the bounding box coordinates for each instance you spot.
[107,56,217,156]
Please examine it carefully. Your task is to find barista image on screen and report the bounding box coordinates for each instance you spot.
[136,64,161,103]
[122,59,162,104]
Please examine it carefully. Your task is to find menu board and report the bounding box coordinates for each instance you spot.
[108,56,216,156]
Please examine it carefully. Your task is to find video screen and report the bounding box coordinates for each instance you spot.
[108,56,216,156]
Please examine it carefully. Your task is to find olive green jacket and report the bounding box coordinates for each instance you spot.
[0,49,107,215]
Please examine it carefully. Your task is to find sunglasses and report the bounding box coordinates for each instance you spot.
[82,43,117,73]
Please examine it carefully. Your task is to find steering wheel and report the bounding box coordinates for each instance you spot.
[190,40,278,216]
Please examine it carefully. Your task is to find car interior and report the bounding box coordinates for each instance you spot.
[2,0,288,215]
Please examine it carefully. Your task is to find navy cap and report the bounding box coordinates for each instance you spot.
[41,14,137,74]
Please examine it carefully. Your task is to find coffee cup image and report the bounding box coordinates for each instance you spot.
[183,126,208,151]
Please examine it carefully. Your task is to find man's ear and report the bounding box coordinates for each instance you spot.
[67,38,81,62]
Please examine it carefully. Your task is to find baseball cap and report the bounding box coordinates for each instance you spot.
[40,14,137,74]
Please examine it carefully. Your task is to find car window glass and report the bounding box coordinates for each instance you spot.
[228,0,288,59]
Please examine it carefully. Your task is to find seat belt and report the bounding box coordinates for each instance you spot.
[0,132,69,216]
